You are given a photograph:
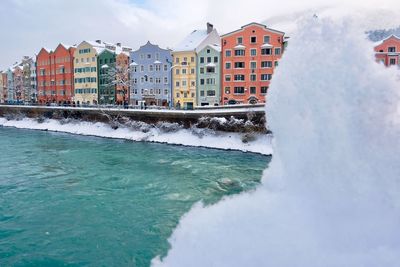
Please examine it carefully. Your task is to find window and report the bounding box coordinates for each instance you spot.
[225,50,232,57]
[200,57,205,63]
[250,36,257,43]
[206,67,215,73]
[261,61,272,68]
[263,36,270,43]
[250,87,256,94]
[191,81,195,87]
[164,89,168,95]
[200,79,205,85]
[225,75,231,82]
[207,49,211,54]
[275,48,281,55]
[235,50,245,56]
[234,62,245,69]
[207,57,212,63]
[234,87,244,94]
[155,65,161,71]
[140,65,144,72]
[261,74,272,81]
[164,64,168,71]
[207,90,215,96]
[182,80,187,86]
[225,87,231,94]
[176,69,180,75]
[261,86,268,94]
[250,74,256,81]
[200,67,204,74]
[147,54,152,59]
[176,81,180,87]
[234,74,245,81]
[388,47,396,53]
[176,92,180,97]
[164,77,168,84]
[225,62,231,69]
[176,57,180,63]
[182,69,187,74]
[261,48,272,55]
[206,78,215,85]
[214,57,218,63]
[149,65,153,71]
[250,49,257,56]
[140,54,145,60]
[389,58,396,65]
[250,62,257,69]
[191,68,195,74]
[237,37,243,44]
[200,91,205,96]
[191,57,195,63]
[275,61,279,67]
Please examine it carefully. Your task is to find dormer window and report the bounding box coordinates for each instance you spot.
[388,47,396,53]
[250,36,257,44]
[237,37,243,44]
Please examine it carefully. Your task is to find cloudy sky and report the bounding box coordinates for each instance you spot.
[0,0,397,69]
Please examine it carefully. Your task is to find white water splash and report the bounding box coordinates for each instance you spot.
[152,12,400,267]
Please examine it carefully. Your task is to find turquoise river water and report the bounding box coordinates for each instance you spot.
[0,127,269,267]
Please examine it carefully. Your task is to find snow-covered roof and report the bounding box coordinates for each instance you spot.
[154,60,162,64]
[206,63,216,67]
[221,22,285,38]
[375,34,400,47]
[101,64,109,69]
[130,62,138,66]
[174,30,209,52]
[209,43,221,52]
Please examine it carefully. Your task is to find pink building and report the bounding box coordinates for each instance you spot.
[374,35,400,67]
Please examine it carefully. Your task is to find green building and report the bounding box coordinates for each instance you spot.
[98,49,117,105]
[196,44,221,106]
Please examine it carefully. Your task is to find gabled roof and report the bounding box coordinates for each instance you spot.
[174,30,209,52]
[221,22,285,38]
[200,43,221,52]
[380,34,400,43]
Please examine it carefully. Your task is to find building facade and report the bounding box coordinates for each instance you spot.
[98,49,117,105]
[115,47,131,105]
[0,71,4,103]
[375,35,400,67]
[130,41,172,107]
[36,44,75,104]
[172,23,220,109]
[221,22,286,105]
[13,65,23,103]
[73,41,104,105]
[6,68,14,103]
[30,58,37,103]
[196,44,221,106]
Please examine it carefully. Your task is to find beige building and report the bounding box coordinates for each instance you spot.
[73,41,106,105]
[172,23,220,109]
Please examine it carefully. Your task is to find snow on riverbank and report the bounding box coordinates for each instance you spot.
[0,117,272,155]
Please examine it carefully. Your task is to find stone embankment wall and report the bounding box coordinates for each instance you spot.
[0,105,267,133]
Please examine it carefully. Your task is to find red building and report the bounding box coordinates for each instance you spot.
[221,22,286,105]
[36,44,75,104]
[375,35,400,67]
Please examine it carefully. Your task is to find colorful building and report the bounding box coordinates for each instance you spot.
[221,22,286,105]
[375,35,400,67]
[73,41,105,105]
[13,65,23,103]
[172,23,220,109]
[130,41,172,107]
[36,44,75,105]
[0,71,4,103]
[115,44,132,105]
[98,49,117,105]
[196,44,221,106]
[20,56,36,104]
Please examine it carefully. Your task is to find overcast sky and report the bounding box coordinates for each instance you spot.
[0,0,398,70]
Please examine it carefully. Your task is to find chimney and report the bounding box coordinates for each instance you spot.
[207,22,213,34]
[116,43,121,47]
[95,39,102,44]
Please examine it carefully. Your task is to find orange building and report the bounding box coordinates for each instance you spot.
[115,44,132,105]
[375,35,400,67]
[221,23,286,105]
[36,44,76,105]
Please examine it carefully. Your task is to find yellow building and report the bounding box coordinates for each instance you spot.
[73,41,105,105]
[172,23,220,109]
